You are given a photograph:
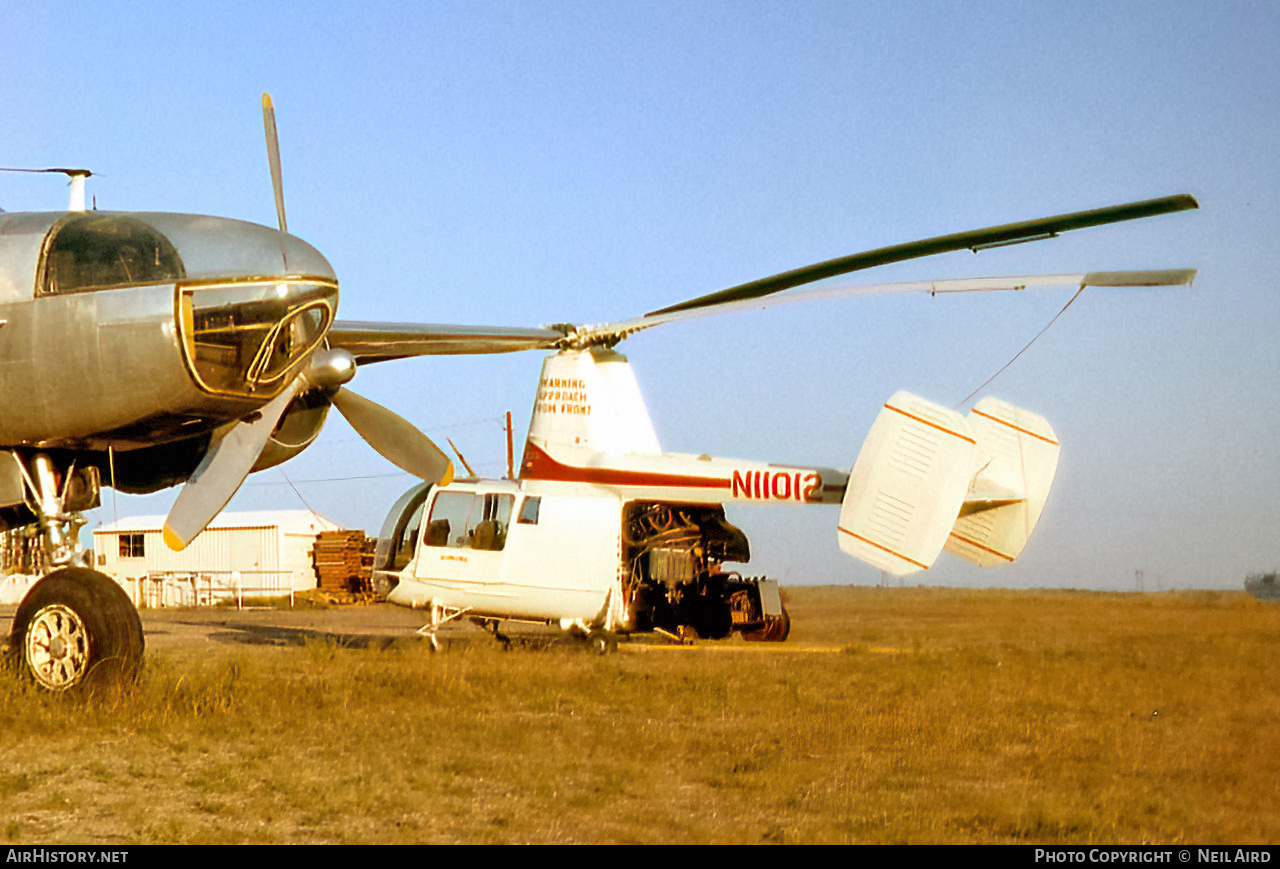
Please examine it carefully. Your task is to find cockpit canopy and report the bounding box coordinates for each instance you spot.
[0,211,337,302]
[40,214,186,294]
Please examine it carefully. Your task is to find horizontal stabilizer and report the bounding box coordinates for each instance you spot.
[944,397,1060,566]
[838,393,976,575]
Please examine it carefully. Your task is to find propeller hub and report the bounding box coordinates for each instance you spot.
[305,348,358,392]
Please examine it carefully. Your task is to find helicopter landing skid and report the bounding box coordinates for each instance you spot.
[416,603,473,652]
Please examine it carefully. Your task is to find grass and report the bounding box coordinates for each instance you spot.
[0,586,1276,843]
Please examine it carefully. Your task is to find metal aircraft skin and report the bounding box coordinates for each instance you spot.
[0,97,1198,688]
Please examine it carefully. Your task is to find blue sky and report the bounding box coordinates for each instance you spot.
[3,1,1277,590]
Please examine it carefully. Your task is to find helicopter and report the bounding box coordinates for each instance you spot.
[0,95,1195,688]
[369,268,1195,651]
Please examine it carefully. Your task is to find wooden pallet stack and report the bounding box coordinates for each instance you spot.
[312,530,377,596]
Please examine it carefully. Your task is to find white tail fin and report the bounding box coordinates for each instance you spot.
[838,392,1060,575]
[526,349,660,455]
[944,397,1060,566]
[837,392,977,575]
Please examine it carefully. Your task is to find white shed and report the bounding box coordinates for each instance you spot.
[93,510,341,606]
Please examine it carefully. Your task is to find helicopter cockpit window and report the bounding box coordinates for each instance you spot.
[425,491,515,552]
[40,215,185,294]
[517,496,541,525]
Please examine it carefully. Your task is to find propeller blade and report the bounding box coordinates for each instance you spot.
[163,380,303,551]
[330,387,455,485]
[262,93,288,234]
[647,194,1199,316]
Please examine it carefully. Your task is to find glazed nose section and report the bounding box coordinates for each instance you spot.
[179,278,338,397]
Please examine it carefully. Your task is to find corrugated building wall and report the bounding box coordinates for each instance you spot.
[93,510,340,603]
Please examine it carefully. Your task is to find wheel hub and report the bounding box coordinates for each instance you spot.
[24,604,91,691]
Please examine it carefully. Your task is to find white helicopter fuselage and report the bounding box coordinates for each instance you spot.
[380,478,640,628]
[375,470,821,635]
[372,348,1063,642]
[372,349,838,640]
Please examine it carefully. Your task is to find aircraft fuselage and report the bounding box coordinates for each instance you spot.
[0,211,337,454]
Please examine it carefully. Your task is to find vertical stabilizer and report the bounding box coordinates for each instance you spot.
[944,397,1060,566]
[525,349,661,457]
[837,392,976,575]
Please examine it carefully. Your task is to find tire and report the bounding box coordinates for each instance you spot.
[688,597,733,641]
[8,568,145,693]
[743,603,791,642]
[586,629,618,655]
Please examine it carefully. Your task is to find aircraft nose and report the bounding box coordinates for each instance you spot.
[137,213,337,284]
[179,277,338,398]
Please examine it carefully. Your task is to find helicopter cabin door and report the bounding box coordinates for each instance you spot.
[413,484,515,592]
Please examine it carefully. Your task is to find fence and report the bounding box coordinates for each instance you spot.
[121,570,300,609]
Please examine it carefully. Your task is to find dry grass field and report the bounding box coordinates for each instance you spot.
[0,586,1277,844]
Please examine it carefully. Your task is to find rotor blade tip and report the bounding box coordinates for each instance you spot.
[440,463,455,487]
[262,93,273,109]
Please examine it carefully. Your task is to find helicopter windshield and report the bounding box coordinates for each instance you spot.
[39,215,185,294]
[374,482,433,572]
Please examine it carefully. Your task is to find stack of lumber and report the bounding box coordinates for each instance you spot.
[312,531,377,595]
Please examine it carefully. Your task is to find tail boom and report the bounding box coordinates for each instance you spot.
[520,438,846,505]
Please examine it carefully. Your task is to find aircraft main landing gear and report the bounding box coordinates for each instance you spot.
[8,568,144,692]
[2,452,144,692]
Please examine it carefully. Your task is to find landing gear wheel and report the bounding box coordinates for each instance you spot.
[586,630,618,655]
[477,618,512,650]
[743,602,791,642]
[8,568,144,693]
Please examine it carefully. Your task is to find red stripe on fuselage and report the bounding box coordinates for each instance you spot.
[519,442,732,490]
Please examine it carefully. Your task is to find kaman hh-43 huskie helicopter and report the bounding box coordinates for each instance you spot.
[0,96,1195,687]
[369,265,1196,652]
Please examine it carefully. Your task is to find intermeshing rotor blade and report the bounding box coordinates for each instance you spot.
[647,194,1199,316]
[566,269,1198,348]
[163,379,304,551]
[330,387,455,486]
[262,93,288,235]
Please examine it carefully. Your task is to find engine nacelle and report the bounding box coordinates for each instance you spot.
[252,393,331,473]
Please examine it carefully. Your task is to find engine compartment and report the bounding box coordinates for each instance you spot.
[622,501,788,641]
